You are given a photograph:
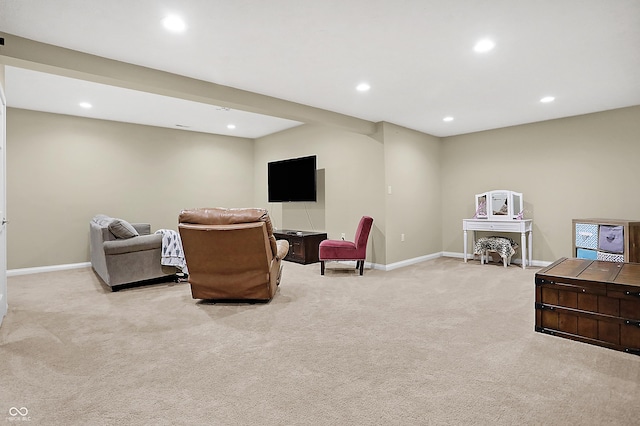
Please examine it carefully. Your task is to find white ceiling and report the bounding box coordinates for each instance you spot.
[1,0,639,138]
[4,67,302,138]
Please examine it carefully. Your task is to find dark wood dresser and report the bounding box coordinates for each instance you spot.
[273,230,327,265]
[535,257,640,355]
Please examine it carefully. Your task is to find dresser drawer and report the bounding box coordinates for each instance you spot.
[576,248,597,260]
[597,251,625,262]
[469,221,523,232]
[598,225,624,253]
[575,223,598,249]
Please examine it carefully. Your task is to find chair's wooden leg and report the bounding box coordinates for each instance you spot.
[359,260,364,275]
[321,261,325,275]
[355,260,360,270]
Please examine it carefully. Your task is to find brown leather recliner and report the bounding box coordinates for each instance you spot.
[178,207,290,301]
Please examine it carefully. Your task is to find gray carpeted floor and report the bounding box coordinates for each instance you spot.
[1,257,639,425]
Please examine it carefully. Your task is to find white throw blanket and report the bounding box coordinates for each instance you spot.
[155,229,188,274]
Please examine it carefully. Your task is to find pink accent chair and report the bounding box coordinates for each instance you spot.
[319,216,374,275]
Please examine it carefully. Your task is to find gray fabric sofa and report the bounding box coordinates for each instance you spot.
[90,214,176,290]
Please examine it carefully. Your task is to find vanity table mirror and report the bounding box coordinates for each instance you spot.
[512,193,522,217]
[491,191,509,217]
[475,190,523,220]
[474,194,488,218]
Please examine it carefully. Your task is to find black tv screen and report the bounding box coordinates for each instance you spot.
[268,155,317,202]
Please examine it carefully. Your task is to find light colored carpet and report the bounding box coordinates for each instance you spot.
[1,257,639,425]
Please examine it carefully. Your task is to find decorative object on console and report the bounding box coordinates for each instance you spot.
[572,218,640,263]
[89,214,177,290]
[319,216,374,276]
[178,207,289,301]
[474,190,523,220]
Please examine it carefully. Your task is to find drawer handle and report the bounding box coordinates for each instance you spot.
[625,320,640,327]
[625,291,640,298]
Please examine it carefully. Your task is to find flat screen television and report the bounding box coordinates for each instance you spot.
[268,155,317,202]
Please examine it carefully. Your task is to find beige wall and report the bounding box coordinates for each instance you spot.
[254,124,387,265]
[383,123,442,265]
[7,108,254,269]
[7,103,640,270]
[441,106,640,263]
[252,122,444,267]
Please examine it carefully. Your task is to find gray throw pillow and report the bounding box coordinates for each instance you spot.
[108,218,139,239]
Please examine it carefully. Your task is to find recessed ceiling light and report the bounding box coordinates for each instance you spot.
[79,102,92,109]
[227,124,236,130]
[356,83,371,92]
[443,116,454,122]
[540,96,555,103]
[474,38,495,53]
[162,15,186,32]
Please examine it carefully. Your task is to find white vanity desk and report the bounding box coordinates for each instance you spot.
[463,219,533,269]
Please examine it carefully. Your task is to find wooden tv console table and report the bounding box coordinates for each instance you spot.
[535,257,640,355]
[273,230,327,265]
[463,219,533,269]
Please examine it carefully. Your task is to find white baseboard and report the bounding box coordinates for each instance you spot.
[442,251,552,268]
[327,254,443,272]
[443,251,471,260]
[8,262,91,277]
[382,252,444,271]
[6,254,552,278]
[331,260,385,272]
